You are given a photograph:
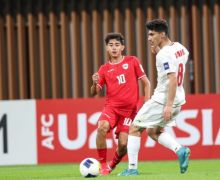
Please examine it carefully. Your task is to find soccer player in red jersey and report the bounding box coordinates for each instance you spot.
[91,32,151,175]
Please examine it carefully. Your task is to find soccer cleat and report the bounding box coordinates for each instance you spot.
[177,147,191,174]
[117,169,139,176]
[108,159,119,171]
[99,164,112,176]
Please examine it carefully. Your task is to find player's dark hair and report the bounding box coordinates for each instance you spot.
[105,32,125,45]
[146,19,169,36]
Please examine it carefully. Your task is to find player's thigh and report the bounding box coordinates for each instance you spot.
[129,123,144,136]
[114,112,134,138]
[133,99,163,127]
[147,126,164,136]
[98,107,118,131]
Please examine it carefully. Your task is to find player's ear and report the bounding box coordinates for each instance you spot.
[161,32,166,38]
[121,45,125,51]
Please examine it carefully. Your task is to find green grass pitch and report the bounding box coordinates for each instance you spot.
[0,160,220,180]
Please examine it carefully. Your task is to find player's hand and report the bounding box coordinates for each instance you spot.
[92,73,99,84]
[163,105,172,121]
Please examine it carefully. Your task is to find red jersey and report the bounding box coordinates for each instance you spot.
[97,56,146,110]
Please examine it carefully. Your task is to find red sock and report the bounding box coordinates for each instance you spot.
[109,151,123,170]
[97,148,107,166]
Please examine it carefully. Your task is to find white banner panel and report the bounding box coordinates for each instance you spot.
[0,100,37,165]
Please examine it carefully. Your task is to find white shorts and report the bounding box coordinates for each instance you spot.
[133,99,181,128]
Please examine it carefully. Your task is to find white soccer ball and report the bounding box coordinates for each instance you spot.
[79,158,100,178]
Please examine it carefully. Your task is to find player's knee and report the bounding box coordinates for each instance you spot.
[97,126,108,135]
[119,139,127,148]
[147,130,157,141]
[129,124,140,136]
[97,121,110,135]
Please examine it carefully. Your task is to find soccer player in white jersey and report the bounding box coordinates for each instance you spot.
[118,19,190,176]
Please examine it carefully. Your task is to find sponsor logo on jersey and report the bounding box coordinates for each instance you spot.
[122,64,128,69]
[107,69,114,72]
[163,62,169,70]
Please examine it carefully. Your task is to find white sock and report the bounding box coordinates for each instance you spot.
[127,135,141,169]
[158,132,181,153]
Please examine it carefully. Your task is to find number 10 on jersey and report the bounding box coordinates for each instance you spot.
[117,74,126,85]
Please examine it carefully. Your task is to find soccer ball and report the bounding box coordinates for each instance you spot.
[79,158,100,178]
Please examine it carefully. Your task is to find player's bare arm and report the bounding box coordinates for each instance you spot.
[140,76,151,102]
[91,73,101,96]
[163,72,177,121]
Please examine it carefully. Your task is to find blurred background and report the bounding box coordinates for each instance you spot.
[0,0,219,100]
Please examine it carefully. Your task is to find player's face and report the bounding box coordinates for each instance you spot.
[148,30,164,49]
[106,39,124,59]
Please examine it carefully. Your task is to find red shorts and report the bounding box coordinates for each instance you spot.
[98,106,137,138]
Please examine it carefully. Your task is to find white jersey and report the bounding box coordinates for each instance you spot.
[151,42,189,106]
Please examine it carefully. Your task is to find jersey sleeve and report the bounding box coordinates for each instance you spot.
[157,50,176,74]
[97,65,106,89]
[133,57,146,79]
